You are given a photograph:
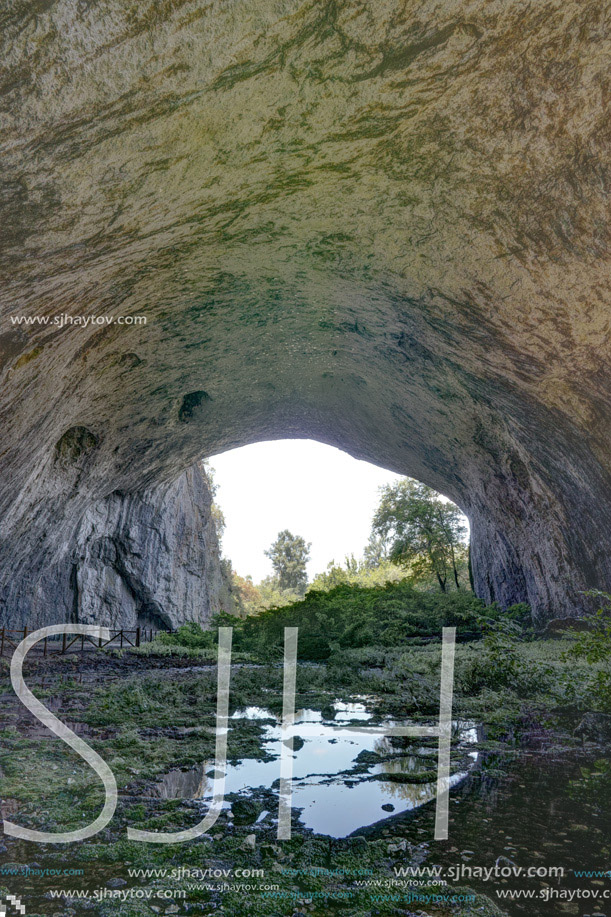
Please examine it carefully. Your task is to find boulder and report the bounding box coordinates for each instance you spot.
[574,713,611,744]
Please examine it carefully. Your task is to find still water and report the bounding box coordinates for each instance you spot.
[155,702,480,836]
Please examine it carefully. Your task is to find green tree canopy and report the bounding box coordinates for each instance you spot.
[265,529,311,595]
[371,480,469,592]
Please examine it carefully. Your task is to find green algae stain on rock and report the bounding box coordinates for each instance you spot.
[13,346,43,370]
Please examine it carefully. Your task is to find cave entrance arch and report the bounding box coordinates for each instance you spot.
[1,376,605,633]
[1,0,609,629]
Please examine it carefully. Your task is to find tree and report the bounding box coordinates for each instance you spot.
[362,532,389,569]
[371,480,468,592]
[265,530,311,595]
[309,560,351,591]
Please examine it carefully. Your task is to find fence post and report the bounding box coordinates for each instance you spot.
[120,630,124,649]
[62,632,67,654]
[0,628,4,657]
[43,637,47,658]
[136,626,141,648]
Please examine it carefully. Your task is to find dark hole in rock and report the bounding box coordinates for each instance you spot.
[178,390,212,422]
[117,352,143,368]
[54,426,99,467]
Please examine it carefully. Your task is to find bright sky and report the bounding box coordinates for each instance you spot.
[208,439,403,582]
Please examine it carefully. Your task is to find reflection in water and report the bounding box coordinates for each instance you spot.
[154,704,479,836]
[154,765,207,800]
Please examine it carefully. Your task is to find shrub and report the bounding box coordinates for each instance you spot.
[145,584,534,668]
[564,591,611,712]
[458,632,551,695]
[155,621,216,650]
[215,582,513,662]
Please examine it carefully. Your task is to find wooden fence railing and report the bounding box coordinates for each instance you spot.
[0,626,159,658]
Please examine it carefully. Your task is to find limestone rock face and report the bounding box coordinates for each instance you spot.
[0,464,224,631]
[0,0,609,625]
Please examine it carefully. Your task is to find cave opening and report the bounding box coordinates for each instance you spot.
[206,437,471,617]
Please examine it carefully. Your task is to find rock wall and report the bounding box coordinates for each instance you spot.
[0,464,225,631]
[0,0,609,625]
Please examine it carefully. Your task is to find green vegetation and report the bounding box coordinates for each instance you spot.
[264,528,311,594]
[372,479,469,591]
[159,581,529,663]
[229,476,472,616]
[228,530,313,615]
[309,555,409,591]
[233,556,410,616]
[563,591,611,711]
[231,573,304,615]
[2,583,608,917]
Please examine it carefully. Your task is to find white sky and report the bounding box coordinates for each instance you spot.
[208,439,403,582]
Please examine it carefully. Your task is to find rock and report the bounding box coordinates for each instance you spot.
[241,834,257,851]
[388,839,407,854]
[381,803,395,812]
[575,713,611,744]
[0,0,610,625]
[0,463,229,630]
[232,798,263,826]
[106,877,127,888]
